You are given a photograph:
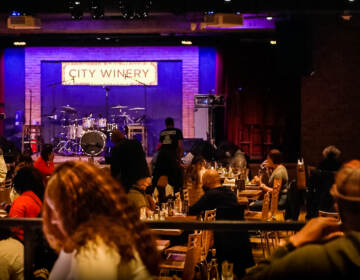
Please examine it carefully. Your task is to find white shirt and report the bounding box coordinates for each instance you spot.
[0,155,7,183]
[0,237,24,280]
[49,239,152,280]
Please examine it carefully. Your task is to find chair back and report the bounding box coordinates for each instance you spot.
[201,209,216,259]
[182,246,202,280]
[270,178,282,218]
[187,232,202,248]
[261,192,271,220]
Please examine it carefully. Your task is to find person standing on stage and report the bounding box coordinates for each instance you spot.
[152,117,184,203]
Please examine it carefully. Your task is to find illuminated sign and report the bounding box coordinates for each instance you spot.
[61,62,158,86]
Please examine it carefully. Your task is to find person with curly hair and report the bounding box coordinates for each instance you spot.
[43,161,160,280]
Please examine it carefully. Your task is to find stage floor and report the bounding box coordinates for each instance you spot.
[31,152,153,166]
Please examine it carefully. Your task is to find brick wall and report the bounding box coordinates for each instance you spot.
[24,46,199,138]
[301,16,360,165]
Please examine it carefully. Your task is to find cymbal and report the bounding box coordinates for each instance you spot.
[61,105,77,113]
[129,107,145,111]
[112,105,128,109]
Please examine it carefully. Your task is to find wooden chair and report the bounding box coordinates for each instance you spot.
[160,233,202,280]
[165,231,201,255]
[245,192,270,221]
[245,192,271,258]
[202,209,216,259]
[270,178,282,220]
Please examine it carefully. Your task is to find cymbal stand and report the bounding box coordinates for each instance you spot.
[47,78,75,142]
[103,86,110,121]
[124,76,148,119]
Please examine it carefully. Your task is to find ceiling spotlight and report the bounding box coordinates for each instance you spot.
[11,11,22,16]
[266,16,273,20]
[68,0,83,20]
[90,0,104,19]
[270,40,277,45]
[118,0,152,19]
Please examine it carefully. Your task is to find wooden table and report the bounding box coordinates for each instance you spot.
[238,189,263,201]
[156,239,170,252]
[151,228,184,236]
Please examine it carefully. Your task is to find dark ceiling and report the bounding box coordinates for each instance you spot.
[0,0,359,15]
[0,0,359,47]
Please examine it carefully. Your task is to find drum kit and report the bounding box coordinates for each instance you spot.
[50,104,146,156]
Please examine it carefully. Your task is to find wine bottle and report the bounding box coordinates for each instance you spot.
[208,249,219,280]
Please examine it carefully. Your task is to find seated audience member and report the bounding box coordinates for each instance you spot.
[243,159,360,280]
[43,161,159,279]
[307,145,342,219]
[127,177,154,217]
[0,228,24,280]
[188,169,254,278]
[250,149,288,211]
[189,169,238,215]
[9,167,44,219]
[34,144,55,184]
[110,130,151,193]
[184,155,206,206]
[0,148,7,183]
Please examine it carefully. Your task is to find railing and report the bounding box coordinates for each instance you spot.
[0,218,305,280]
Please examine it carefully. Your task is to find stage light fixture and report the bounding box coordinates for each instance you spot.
[118,0,152,19]
[68,0,83,20]
[11,11,21,16]
[181,40,192,45]
[270,40,277,45]
[90,0,104,19]
[13,41,26,46]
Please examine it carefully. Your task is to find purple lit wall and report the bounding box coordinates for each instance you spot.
[24,46,200,138]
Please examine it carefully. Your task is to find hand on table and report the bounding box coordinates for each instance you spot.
[289,217,343,248]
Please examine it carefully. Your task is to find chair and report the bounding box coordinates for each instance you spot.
[245,192,271,258]
[245,192,270,221]
[165,231,201,255]
[160,233,202,280]
[202,209,216,259]
[270,178,284,221]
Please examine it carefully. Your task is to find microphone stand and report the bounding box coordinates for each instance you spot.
[103,87,110,121]
[46,77,75,144]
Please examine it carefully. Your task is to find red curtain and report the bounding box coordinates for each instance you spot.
[218,45,289,161]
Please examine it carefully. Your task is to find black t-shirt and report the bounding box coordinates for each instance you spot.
[159,128,183,151]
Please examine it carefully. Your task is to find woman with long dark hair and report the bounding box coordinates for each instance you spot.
[43,161,159,279]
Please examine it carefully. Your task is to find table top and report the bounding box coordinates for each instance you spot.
[151,228,184,236]
[156,239,170,252]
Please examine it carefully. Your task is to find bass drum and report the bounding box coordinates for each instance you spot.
[80,130,107,156]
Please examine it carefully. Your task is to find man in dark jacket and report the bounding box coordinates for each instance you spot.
[189,169,254,278]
